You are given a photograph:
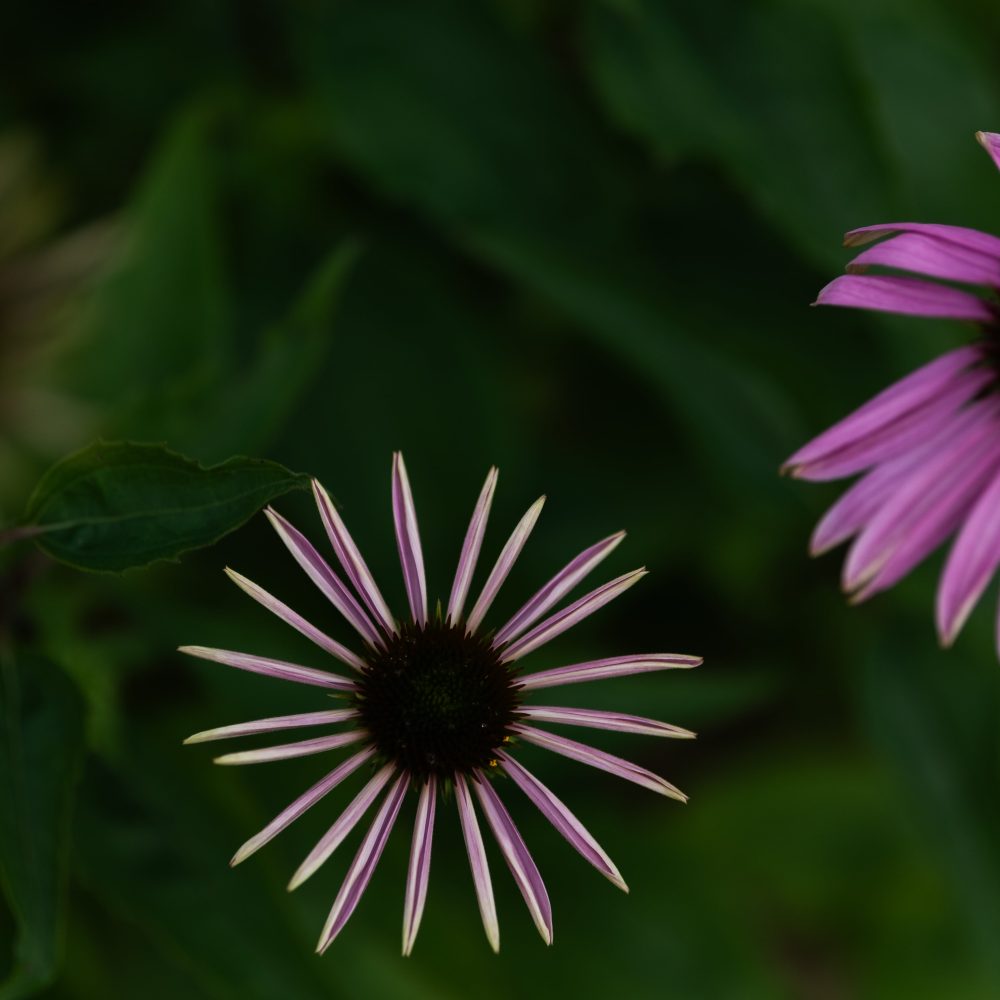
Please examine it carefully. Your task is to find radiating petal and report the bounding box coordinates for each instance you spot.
[317,773,409,953]
[289,763,397,891]
[224,567,366,671]
[517,706,694,739]
[844,221,1000,258]
[815,274,994,323]
[392,452,428,624]
[847,231,1000,286]
[977,130,1000,173]
[185,708,358,744]
[402,775,437,957]
[499,753,626,891]
[265,506,381,647]
[494,532,625,645]
[937,466,1000,645]
[447,468,498,624]
[177,645,356,691]
[515,724,686,801]
[500,569,647,662]
[213,729,366,766]
[312,478,396,635]
[472,773,552,946]
[466,496,546,635]
[844,404,1000,596]
[455,773,499,953]
[231,747,376,866]
[516,653,701,691]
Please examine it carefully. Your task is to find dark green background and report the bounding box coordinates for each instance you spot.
[3,1,1000,996]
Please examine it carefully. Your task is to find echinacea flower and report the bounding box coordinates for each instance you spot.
[180,454,699,954]
[784,130,1000,655]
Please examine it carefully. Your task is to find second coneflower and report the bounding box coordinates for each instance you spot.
[180,454,699,954]
[785,130,1000,656]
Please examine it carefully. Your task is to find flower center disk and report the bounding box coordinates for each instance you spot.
[354,619,519,779]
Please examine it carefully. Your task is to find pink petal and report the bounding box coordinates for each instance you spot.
[402,776,437,957]
[212,729,366,766]
[184,708,357,744]
[455,774,499,953]
[516,653,701,691]
[815,274,994,323]
[517,705,694,739]
[447,468,498,624]
[844,222,1000,259]
[977,130,1000,173]
[847,232,1000,286]
[177,645,356,692]
[392,452,428,624]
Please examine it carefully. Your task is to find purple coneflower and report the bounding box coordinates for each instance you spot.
[785,131,1000,654]
[180,454,698,954]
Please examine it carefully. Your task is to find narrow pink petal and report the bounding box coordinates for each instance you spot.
[786,366,993,482]
[455,773,499,953]
[844,405,1000,595]
[518,706,694,739]
[289,763,397,891]
[265,507,381,647]
[782,345,983,477]
[402,775,437,957]
[392,452,428,624]
[815,274,994,323]
[500,569,647,662]
[937,466,1000,645]
[845,222,1000,258]
[447,468,499,624]
[177,645,356,691]
[312,478,396,635]
[494,532,626,645]
[184,708,358,744]
[224,568,366,671]
[317,773,409,953]
[810,399,998,554]
[847,232,1000,286]
[977,130,1000,173]
[499,753,626,891]
[472,773,553,946]
[213,729,366,766]
[515,724,686,801]
[466,496,546,635]
[230,747,376,866]
[516,653,701,691]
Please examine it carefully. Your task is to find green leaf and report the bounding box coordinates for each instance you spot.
[18,442,309,573]
[0,652,84,999]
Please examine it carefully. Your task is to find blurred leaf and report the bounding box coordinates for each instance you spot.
[0,652,83,999]
[15,441,308,572]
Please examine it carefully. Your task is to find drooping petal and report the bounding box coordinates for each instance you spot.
[515,724,686,801]
[455,773,499,953]
[177,646,356,691]
[782,345,983,479]
[402,775,437,957]
[224,568,366,671]
[317,773,410,953]
[447,467,498,624]
[289,763,397,891]
[516,653,701,691]
[466,496,546,635]
[392,452,428,624]
[844,221,1000,258]
[844,403,1000,596]
[847,231,1000,286]
[494,532,626,645]
[472,773,553,946]
[937,466,1000,646]
[231,747,376,866]
[312,479,396,635]
[500,569,647,662]
[814,274,994,323]
[184,708,358,744]
[213,729,366,766]
[517,706,694,739]
[265,507,381,647]
[977,130,1000,173]
[499,753,626,891]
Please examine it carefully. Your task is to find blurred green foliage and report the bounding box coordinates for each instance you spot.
[3,0,1000,996]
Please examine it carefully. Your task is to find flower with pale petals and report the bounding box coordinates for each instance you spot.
[180,454,699,954]
[785,130,1000,657]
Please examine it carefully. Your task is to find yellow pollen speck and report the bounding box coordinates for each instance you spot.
[488,759,498,768]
